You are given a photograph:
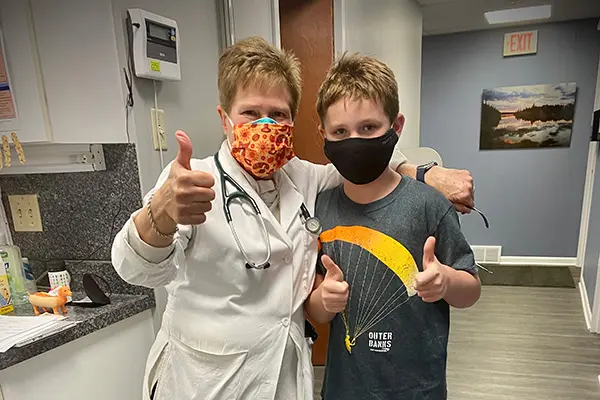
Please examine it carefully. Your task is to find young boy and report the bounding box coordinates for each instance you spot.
[305,53,481,400]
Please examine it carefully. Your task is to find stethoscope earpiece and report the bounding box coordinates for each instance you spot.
[245,262,270,270]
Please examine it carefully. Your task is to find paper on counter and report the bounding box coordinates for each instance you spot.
[0,314,77,352]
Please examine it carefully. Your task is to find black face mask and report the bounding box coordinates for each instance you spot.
[324,128,399,185]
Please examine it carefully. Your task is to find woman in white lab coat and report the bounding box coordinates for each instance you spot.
[111,37,474,400]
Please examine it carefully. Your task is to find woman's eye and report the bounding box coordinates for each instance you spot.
[333,128,347,136]
[270,112,291,123]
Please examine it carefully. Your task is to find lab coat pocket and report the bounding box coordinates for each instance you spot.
[164,336,248,400]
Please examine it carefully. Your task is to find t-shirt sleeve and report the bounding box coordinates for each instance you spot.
[434,207,478,275]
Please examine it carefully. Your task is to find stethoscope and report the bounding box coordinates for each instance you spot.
[214,152,322,270]
[464,205,494,275]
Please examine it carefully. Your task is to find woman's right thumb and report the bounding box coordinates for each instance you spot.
[175,130,193,170]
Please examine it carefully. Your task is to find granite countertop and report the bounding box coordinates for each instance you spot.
[0,291,155,371]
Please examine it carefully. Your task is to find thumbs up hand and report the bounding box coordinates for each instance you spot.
[414,237,449,303]
[152,131,216,229]
[320,255,350,313]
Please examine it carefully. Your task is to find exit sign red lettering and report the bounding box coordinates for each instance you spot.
[503,30,538,57]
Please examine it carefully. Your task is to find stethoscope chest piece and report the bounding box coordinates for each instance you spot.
[304,217,322,235]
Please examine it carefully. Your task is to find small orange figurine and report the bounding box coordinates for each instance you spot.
[29,286,72,316]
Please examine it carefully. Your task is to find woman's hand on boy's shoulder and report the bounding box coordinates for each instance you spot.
[425,167,474,214]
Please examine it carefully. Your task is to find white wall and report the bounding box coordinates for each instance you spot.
[112,0,223,195]
[230,0,279,46]
[335,0,423,149]
[111,0,224,330]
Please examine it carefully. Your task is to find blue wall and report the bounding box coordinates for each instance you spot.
[421,19,600,257]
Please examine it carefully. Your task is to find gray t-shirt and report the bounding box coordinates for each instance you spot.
[315,176,477,400]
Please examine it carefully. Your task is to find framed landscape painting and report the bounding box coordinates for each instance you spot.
[480,83,577,150]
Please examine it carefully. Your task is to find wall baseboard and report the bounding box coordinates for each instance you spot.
[579,279,592,331]
[498,256,577,267]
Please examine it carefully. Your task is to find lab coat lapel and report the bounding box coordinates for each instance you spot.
[216,142,293,249]
[278,165,304,234]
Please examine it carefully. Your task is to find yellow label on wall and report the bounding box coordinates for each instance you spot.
[150,60,161,72]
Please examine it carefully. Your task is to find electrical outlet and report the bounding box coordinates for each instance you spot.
[151,108,167,151]
[8,194,43,232]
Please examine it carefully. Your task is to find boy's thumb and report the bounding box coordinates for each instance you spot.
[322,254,344,282]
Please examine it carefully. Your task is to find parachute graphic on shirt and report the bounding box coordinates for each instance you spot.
[319,226,419,354]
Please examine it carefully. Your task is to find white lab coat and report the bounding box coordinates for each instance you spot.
[111,140,407,400]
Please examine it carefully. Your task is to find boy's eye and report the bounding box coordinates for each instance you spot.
[362,125,377,133]
[243,110,259,118]
[333,128,347,136]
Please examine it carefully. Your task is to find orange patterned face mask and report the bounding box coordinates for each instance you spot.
[228,117,295,178]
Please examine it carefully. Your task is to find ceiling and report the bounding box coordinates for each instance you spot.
[416,0,600,35]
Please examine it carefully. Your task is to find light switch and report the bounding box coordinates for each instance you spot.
[151,108,167,151]
[8,194,43,232]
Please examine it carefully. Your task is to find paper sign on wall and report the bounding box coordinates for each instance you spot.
[503,30,538,57]
[0,36,16,120]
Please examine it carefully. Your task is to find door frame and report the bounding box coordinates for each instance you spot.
[579,21,600,333]
[271,0,281,49]
[333,0,346,57]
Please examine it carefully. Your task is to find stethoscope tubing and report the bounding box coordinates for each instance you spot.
[213,152,322,269]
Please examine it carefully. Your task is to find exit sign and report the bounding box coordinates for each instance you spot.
[503,30,538,57]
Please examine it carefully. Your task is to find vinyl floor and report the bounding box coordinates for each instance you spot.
[313,286,600,399]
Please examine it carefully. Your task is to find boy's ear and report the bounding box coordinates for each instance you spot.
[318,124,326,139]
[393,113,406,136]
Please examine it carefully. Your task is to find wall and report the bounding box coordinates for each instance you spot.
[421,19,600,257]
[0,144,141,262]
[336,0,422,149]
[111,0,224,195]
[231,0,278,46]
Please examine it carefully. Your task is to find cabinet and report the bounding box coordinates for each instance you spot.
[0,0,128,145]
[30,0,128,144]
[0,311,154,400]
[0,1,51,143]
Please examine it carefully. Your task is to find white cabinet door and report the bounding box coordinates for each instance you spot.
[30,0,128,144]
[0,2,52,143]
[0,311,154,400]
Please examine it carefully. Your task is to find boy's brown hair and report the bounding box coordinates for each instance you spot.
[218,37,302,119]
[316,53,399,124]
